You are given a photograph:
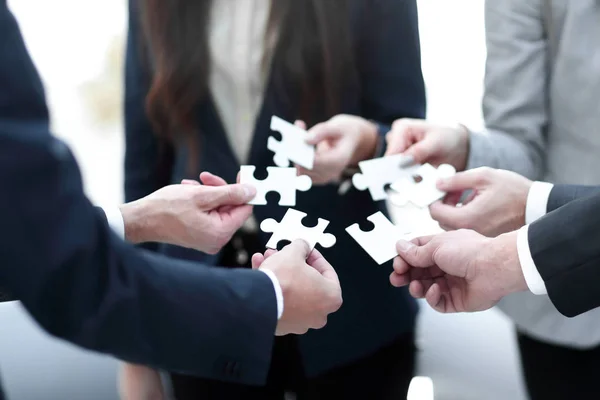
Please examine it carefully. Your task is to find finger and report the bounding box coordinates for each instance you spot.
[251,253,265,269]
[263,249,277,259]
[425,283,446,313]
[393,255,411,275]
[203,184,257,209]
[429,201,470,230]
[408,280,426,299]
[280,239,311,259]
[181,179,200,186]
[435,168,490,193]
[219,204,254,232]
[462,190,477,205]
[295,120,307,130]
[306,248,339,280]
[305,122,341,145]
[200,172,227,186]
[389,272,410,287]
[442,191,463,206]
[404,139,440,165]
[395,236,437,268]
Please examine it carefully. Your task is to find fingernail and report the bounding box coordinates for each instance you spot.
[396,240,415,253]
[242,184,256,197]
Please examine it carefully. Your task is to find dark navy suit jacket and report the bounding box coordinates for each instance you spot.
[530,185,600,318]
[125,0,426,376]
[0,1,279,395]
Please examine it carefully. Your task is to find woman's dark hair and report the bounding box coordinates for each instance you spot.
[138,0,358,145]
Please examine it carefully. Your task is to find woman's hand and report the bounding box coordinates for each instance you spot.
[295,115,379,185]
[385,118,470,171]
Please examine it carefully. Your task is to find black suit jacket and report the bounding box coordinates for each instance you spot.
[528,184,600,317]
[125,0,425,376]
[0,0,277,390]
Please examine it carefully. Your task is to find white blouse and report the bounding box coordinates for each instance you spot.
[208,0,273,164]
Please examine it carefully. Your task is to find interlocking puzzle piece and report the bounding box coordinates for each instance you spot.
[268,116,315,170]
[346,212,415,265]
[390,163,456,208]
[239,166,312,206]
[260,208,336,251]
[352,154,419,201]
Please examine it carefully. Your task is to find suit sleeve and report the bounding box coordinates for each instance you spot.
[467,0,547,180]
[357,0,426,125]
[528,191,600,317]
[546,184,600,213]
[0,1,276,385]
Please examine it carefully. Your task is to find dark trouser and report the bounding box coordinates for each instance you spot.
[170,231,416,400]
[517,331,600,400]
[171,332,416,400]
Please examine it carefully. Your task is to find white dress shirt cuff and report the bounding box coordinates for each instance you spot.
[525,181,554,224]
[259,269,284,320]
[517,225,547,295]
[102,206,125,240]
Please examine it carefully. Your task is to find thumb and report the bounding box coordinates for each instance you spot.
[435,168,488,193]
[280,239,311,260]
[404,138,438,165]
[395,237,436,268]
[428,201,468,231]
[203,184,257,209]
[305,122,340,145]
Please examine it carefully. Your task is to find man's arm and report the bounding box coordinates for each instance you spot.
[467,0,547,179]
[527,191,600,317]
[0,1,277,385]
[525,182,600,223]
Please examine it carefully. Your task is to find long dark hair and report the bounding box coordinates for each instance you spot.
[137,0,358,146]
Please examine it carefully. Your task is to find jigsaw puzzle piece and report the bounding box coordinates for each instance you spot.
[346,212,412,265]
[351,154,418,201]
[268,116,315,170]
[240,166,312,206]
[260,208,336,251]
[390,163,456,208]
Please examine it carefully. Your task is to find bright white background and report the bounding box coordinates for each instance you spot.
[0,1,528,399]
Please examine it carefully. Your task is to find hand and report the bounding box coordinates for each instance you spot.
[295,115,379,185]
[385,119,469,171]
[390,230,527,313]
[118,363,165,400]
[429,167,532,237]
[119,172,256,254]
[251,240,343,335]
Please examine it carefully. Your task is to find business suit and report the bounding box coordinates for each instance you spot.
[125,0,425,397]
[0,0,278,394]
[464,0,600,398]
[530,185,600,317]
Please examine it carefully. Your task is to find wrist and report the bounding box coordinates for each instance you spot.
[490,231,528,297]
[453,123,470,172]
[350,119,379,166]
[119,200,156,244]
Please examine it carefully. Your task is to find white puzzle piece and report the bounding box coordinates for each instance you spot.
[390,163,456,208]
[346,212,415,265]
[260,208,336,251]
[239,166,312,206]
[352,154,419,201]
[268,116,315,170]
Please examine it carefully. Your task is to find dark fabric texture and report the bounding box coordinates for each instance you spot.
[529,190,600,317]
[517,330,600,400]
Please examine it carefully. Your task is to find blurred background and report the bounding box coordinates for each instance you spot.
[0,1,527,399]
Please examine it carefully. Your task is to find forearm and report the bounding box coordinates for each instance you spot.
[467,130,544,179]
[528,192,600,317]
[546,184,600,213]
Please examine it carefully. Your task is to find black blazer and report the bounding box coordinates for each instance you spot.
[125,0,426,376]
[0,0,278,388]
[529,184,600,318]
